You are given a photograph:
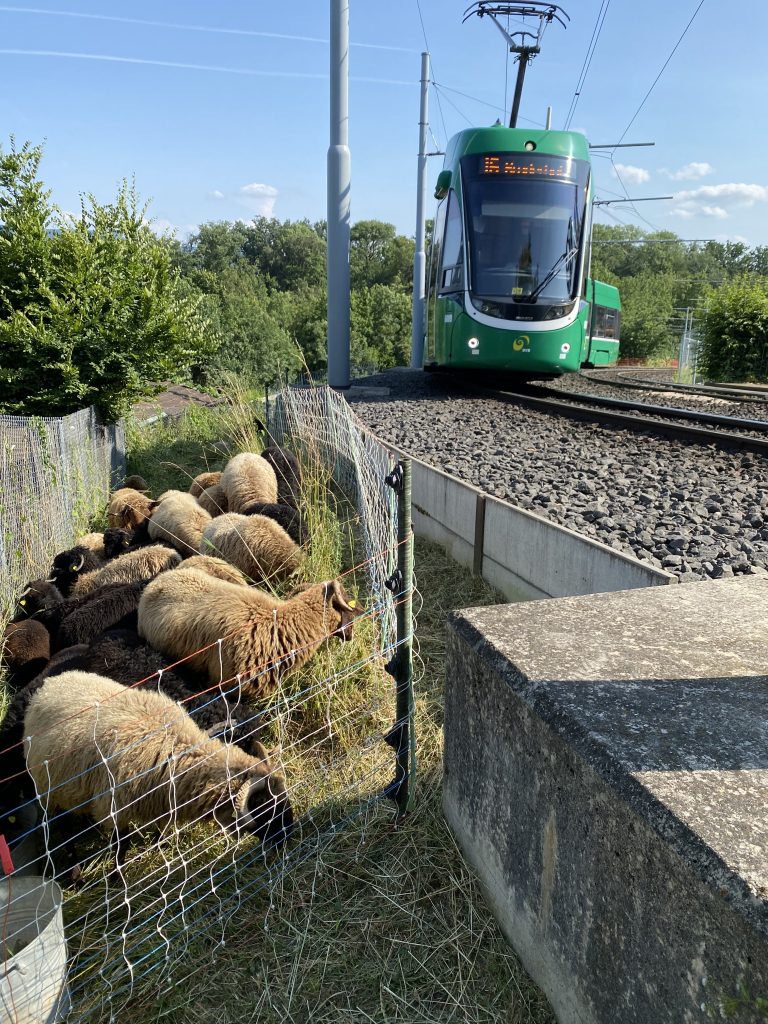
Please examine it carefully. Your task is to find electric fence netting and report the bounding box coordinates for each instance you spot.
[0,407,126,624]
[0,385,416,1023]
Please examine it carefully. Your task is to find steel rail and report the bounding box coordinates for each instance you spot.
[581,369,768,404]
[454,378,768,455]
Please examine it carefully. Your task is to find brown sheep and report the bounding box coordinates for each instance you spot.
[123,474,150,492]
[220,453,278,513]
[189,471,222,499]
[197,484,229,517]
[137,569,360,701]
[148,490,212,557]
[200,513,303,585]
[1,620,51,689]
[71,545,181,596]
[179,555,249,587]
[107,487,157,531]
[24,671,294,850]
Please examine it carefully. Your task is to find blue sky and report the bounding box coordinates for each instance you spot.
[2,1,767,245]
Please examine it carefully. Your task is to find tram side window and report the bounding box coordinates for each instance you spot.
[593,304,620,340]
[439,191,465,293]
[428,199,447,298]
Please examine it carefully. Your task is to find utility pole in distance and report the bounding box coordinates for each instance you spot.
[327,0,351,389]
[410,52,430,370]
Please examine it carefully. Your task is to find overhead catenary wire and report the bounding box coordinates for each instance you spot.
[563,0,612,130]
[414,0,448,146]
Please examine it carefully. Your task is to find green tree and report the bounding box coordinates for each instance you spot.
[183,220,250,273]
[350,220,413,290]
[200,265,301,383]
[243,218,326,292]
[614,272,677,360]
[699,277,768,381]
[350,284,412,369]
[0,139,214,420]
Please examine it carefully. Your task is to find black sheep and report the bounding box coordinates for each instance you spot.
[11,580,66,634]
[49,545,104,597]
[54,580,148,651]
[238,500,306,545]
[260,446,301,508]
[102,526,156,560]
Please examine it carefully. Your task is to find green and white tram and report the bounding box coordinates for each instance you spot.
[424,123,620,376]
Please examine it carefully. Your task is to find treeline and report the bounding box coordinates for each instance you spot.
[591,223,768,375]
[170,217,413,385]
[0,139,414,420]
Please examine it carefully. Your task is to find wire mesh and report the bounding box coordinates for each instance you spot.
[0,386,406,1023]
[0,407,126,625]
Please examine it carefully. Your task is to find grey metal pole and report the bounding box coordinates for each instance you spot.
[410,52,430,370]
[327,0,351,389]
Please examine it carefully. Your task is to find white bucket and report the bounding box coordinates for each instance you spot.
[0,877,69,1024]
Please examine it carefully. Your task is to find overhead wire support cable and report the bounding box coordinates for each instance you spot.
[616,0,706,144]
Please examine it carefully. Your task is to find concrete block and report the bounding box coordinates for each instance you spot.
[444,577,768,1023]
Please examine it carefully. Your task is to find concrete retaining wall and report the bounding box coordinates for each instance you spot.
[387,446,674,599]
[443,577,768,1023]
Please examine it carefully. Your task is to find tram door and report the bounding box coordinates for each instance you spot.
[426,191,465,364]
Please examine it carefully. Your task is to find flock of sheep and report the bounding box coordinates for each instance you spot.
[0,444,363,873]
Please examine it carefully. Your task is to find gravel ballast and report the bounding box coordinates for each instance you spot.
[348,369,768,583]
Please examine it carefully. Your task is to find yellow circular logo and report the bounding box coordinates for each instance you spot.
[513,335,529,352]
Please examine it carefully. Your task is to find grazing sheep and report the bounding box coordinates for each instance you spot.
[82,629,264,753]
[189,471,221,499]
[11,580,65,634]
[73,532,108,559]
[71,544,181,596]
[221,453,278,513]
[107,487,157,531]
[101,526,153,560]
[138,570,360,700]
[49,545,105,597]
[239,500,306,546]
[178,555,249,586]
[123,474,150,492]
[261,446,301,508]
[148,490,212,557]
[1,620,50,690]
[24,671,293,848]
[197,484,229,517]
[200,513,303,584]
[55,580,149,650]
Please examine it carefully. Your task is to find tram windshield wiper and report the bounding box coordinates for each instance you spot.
[523,245,580,303]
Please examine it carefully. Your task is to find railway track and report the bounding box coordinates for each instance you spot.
[582,368,768,405]
[455,375,768,456]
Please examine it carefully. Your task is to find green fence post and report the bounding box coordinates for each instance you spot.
[384,458,415,820]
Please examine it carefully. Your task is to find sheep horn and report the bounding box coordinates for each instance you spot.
[45,576,57,583]
[72,552,86,572]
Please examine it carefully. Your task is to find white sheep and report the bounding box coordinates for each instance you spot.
[220,453,278,513]
[148,490,212,557]
[178,555,249,586]
[200,513,303,585]
[137,569,360,700]
[189,471,222,499]
[24,671,293,848]
[197,483,229,517]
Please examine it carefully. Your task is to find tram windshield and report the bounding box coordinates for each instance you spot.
[461,152,590,319]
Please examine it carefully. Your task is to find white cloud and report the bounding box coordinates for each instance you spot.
[664,161,713,181]
[210,188,225,199]
[670,182,768,221]
[236,182,278,216]
[148,219,197,239]
[613,163,650,186]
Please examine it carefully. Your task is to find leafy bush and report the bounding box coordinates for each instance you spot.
[0,139,215,421]
[698,277,768,381]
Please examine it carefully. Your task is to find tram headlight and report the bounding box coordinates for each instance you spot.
[467,337,480,349]
[544,304,568,320]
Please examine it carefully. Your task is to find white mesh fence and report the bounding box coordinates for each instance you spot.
[0,407,126,624]
[0,386,408,1023]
